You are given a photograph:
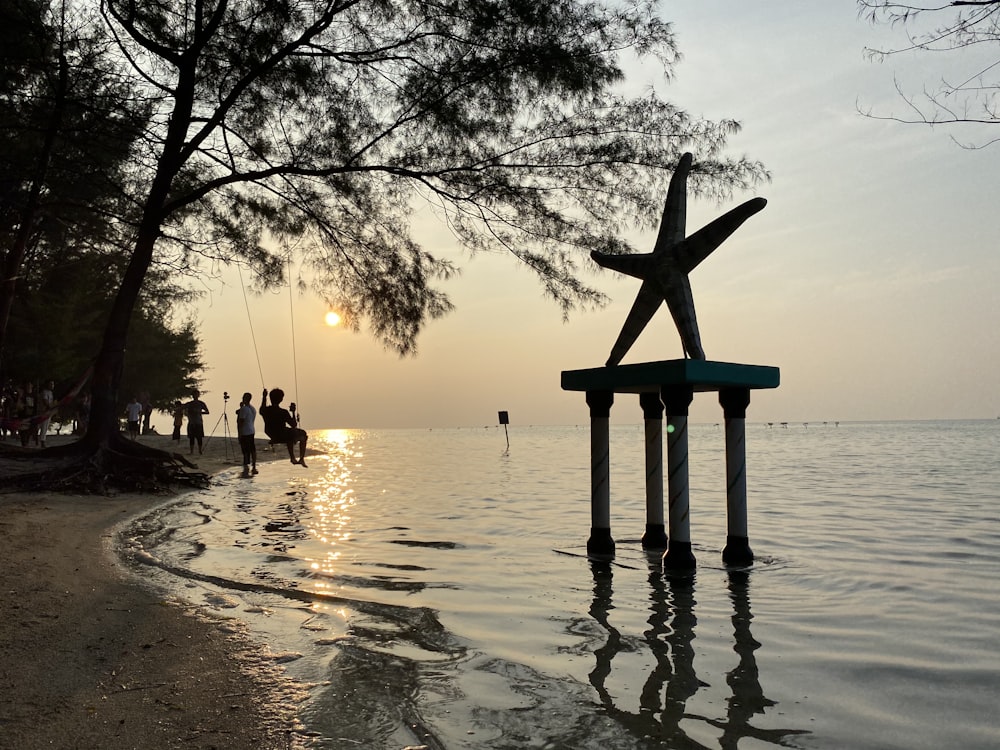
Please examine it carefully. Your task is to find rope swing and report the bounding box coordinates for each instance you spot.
[236,262,266,390]
[237,256,301,422]
[286,255,300,415]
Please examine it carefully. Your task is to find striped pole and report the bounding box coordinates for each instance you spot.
[720,388,753,566]
[640,391,668,550]
[662,385,695,571]
[586,390,615,557]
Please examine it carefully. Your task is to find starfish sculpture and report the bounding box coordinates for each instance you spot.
[591,152,766,365]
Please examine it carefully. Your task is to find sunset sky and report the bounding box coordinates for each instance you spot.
[192,1,1000,429]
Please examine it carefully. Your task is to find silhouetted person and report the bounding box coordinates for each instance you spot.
[125,395,142,440]
[185,390,210,454]
[260,388,307,466]
[236,391,258,476]
[140,390,152,434]
[39,380,54,447]
[76,392,90,435]
[171,400,184,441]
[15,384,37,447]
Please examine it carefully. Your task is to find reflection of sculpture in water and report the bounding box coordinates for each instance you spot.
[712,570,789,748]
[591,152,767,364]
[585,561,807,748]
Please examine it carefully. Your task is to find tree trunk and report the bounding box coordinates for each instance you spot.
[11,214,211,492]
[81,225,160,448]
[79,37,198,449]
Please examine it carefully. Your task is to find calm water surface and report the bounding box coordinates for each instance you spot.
[119,421,1000,749]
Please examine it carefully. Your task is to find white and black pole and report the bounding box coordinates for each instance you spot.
[662,385,695,571]
[586,390,615,558]
[640,391,668,550]
[720,388,753,566]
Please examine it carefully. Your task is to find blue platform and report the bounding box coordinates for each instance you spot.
[560,359,780,395]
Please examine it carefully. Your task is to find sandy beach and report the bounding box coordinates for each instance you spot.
[0,432,309,750]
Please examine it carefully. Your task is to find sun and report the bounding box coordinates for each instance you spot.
[324,311,342,327]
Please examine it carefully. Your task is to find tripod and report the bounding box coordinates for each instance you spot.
[207,392,235,461]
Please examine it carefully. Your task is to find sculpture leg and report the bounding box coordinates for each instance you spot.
[662,385,695,571]
[586,390,615,558]
[640,391,668,550]
[720,388,753,566]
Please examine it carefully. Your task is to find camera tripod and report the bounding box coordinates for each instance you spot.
[207,392,235,461]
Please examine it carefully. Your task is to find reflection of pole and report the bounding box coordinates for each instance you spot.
[721,571,772,747]
[713,570,809,749]
[662,385,695,571]
[660,576,701,744]
[640,392,668,550]
[584,559,711,749]
[586,390,614,557]
[720,388,753,566]
[581,559,804,748]
[587,561,618,702]
[639,560,673,716]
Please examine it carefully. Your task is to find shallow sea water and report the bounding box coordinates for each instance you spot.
[119,420,1000,749]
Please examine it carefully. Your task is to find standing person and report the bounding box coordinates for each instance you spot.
[185,389,210,455]
[0,381,11,441]
[38,380,54,448]
[140,390,153,434]
[76,392,90,435]
[259,388,308,466]
[236,392,258,477]
[17,382,38,447]
[125,395,142,439]
[171,400,184,441]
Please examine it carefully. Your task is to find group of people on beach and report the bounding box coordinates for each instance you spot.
[0,379,56,447]
[235,388,309,475]
[168,387,307,477]
[233,388,309,476]
[4,380,308,474]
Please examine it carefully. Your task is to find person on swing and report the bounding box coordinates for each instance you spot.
[260,388,308,466]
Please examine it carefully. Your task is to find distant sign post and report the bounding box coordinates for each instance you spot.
[498,411,509,449]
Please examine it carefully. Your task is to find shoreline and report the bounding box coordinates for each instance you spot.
[0,432,312,750]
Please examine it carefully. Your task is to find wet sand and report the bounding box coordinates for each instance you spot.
[0,433,309,749]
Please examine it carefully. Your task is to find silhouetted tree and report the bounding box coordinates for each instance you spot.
[860,0,1000,146]
[7,0,768,489]
[0,0,149,366]
[5,250,203,415]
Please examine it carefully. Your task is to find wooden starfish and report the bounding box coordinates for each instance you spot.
[591,153,766,365]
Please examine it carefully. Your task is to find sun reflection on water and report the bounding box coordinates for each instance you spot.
[303,429,363,585]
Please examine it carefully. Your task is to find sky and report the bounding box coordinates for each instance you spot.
[193,1,1000,429]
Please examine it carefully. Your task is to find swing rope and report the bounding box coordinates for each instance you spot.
[237,263,267,390]
[286,255,301,417]
[236,257,301,423]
